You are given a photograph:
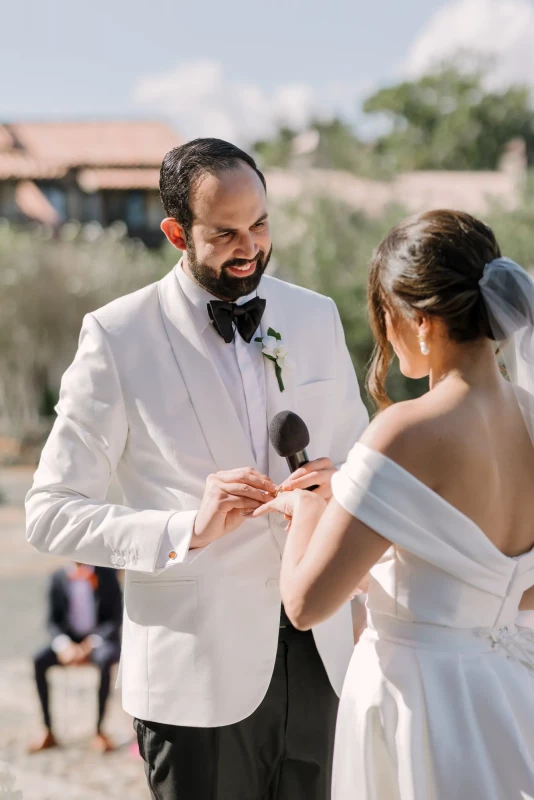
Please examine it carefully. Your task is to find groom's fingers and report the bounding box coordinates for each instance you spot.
[288,457,332,481]
[291,474,335,500]
[281,458,336,492]
[219,482,275,505]
[285,457,334,485]
[217,468,276,494]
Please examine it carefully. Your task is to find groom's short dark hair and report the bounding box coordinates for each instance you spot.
[159,138,266,240]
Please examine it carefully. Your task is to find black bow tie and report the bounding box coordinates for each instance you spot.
[207,297,266,344]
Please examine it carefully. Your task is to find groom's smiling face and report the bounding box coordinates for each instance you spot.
[184,163,272,301]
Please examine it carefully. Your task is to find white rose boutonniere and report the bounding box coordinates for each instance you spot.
[255,328,294,392]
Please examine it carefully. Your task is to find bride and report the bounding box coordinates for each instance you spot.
[255,210,534,799]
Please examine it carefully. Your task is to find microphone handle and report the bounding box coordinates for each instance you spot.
[285,449,320,491]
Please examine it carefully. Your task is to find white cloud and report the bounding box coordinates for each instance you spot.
[403,0,534,89]
[133,60,362,145]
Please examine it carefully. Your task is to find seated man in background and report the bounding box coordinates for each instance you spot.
[28,564,122,753]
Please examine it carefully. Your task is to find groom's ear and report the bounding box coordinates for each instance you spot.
[161,218,187,251]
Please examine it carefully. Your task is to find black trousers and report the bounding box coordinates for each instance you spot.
[33,640,121,733]
[134,626,339,800]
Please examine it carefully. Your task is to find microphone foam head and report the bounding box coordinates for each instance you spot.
[269,410,310,457]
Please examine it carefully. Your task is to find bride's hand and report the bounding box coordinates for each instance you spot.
[253,489,326,533]
[252,489,304,522]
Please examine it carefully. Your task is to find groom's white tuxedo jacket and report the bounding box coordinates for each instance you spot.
[26,265,368,727]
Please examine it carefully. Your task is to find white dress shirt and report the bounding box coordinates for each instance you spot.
[157,263,269,567]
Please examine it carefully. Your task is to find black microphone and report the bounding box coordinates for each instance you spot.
[268,410,319,490]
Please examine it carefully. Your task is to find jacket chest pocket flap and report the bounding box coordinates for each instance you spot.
[295,379,336,400]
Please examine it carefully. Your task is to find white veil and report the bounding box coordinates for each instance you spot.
[479,257,534,446]
[480,257,534,630]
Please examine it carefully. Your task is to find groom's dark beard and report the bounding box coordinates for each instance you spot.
[187,242,272,301]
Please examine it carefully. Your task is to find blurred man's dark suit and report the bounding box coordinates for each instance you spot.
[33,565,122,735]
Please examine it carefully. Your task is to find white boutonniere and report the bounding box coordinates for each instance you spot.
[255,327,294,392]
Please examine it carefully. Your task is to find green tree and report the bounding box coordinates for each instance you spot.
[486,173,534,271]
[364,62,534,171]
[254,118,389,178]
[0,221,169,438]
[253,126,297,169]
[270,196,427,411]
[271,185,534,413]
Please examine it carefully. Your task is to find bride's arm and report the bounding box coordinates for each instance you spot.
[519,586,534,610]
[274,492,389,630]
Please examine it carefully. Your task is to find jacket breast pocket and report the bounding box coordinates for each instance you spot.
[295,380,336,457]
[295,379,336,400]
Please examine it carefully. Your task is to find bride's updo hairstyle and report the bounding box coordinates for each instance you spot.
[367,209,501,409]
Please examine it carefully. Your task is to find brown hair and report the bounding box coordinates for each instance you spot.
[367,209,501,409]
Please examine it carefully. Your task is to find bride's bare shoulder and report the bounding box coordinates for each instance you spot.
[359,394,449,484]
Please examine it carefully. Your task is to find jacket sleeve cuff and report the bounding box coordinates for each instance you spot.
[155,510,211,570]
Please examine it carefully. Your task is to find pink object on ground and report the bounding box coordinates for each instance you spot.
[129,741,142,760]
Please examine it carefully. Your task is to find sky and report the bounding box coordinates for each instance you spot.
[2,0,533,145]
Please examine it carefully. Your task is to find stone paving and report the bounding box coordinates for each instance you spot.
[0,468,149,800]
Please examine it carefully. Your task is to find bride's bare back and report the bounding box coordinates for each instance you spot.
[364,374,534,559]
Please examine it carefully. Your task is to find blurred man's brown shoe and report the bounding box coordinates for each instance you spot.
[91,732,115,753]
[27,729,58,753]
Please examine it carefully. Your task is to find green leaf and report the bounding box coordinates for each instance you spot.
[254,337,263,342]
[264,354,277,362]
[267,327,282,341]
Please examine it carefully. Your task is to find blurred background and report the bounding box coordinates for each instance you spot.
[0,0,533,796]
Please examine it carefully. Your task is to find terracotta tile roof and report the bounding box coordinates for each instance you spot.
[77,167,161,191]
[0,121,180,179]
[0,152,66,180]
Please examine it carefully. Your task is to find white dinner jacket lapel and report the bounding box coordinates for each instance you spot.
[158,267,257,473]
[257,278,297,490]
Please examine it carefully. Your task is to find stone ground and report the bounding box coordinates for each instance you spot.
[0,468,149,800]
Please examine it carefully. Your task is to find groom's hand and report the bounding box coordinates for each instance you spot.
[192,468,277,548]
[278,457,337,501]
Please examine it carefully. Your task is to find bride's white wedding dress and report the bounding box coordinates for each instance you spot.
[331,443,534,800]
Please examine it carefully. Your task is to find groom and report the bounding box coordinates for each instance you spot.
[26,138,368,799]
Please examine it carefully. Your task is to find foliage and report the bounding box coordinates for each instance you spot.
[254,119,391,178]
[363,62,534,171]
[271,183,534,413]
[486,173,534,269]
[0,221,172,436]
[254,127,296,170]
[269,196,427,410]
[2,175,534,438]
[255,61,534,176]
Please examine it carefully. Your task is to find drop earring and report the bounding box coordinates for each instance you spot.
[418,335,430,356]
